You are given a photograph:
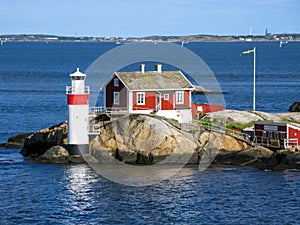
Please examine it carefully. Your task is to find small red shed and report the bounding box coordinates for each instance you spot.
[254,121,300,149]
[192,103,224,118]
[102,64,194,123]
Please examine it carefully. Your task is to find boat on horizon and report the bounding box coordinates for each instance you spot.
[279,40,288,47]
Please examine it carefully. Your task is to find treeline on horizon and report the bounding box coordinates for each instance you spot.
[1,33,300,42]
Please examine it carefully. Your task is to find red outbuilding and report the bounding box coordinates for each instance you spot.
[254,121,300,149]
[192,103,224,118]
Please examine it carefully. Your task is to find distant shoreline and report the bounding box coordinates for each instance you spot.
[1,33,300,43]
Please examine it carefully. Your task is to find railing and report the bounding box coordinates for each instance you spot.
[89,106,129,115]
[254,138,280,149]
[88,108,146,134]
[284,138,298,148]
[89,106,106,114]
[106,107,129,114]
[66,86,90,94]
[199,121,252,144]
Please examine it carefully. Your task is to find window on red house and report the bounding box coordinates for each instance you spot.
[175,91,184,104]
[114,78,119,87]
[137,92,145,105]
[113,91,120,105]
[164,94,169,100]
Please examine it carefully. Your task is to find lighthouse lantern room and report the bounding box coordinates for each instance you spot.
[66,68,90,154]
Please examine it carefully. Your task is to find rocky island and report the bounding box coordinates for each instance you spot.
[2,109,299,171]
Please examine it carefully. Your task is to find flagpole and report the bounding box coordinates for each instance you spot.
[253,47,256,111]
[241,47,257,111]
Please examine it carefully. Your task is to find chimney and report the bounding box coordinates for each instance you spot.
[155,64,162,73]
[140,64,145,74]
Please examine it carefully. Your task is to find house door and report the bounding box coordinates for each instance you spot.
[156,94,161,111]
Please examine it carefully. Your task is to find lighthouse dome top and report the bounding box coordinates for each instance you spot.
[70,68,86,79]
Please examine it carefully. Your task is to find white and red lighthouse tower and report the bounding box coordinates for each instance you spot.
[66,68,89,154]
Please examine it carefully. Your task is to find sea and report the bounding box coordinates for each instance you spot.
[0,42,300,224]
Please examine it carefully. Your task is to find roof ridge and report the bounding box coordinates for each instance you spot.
[115,70,194,91]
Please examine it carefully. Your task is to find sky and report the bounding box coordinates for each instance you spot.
[1,0,299,37]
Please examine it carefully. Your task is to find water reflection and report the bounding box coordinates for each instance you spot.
[62,164,99,216]
[2,160,299,224]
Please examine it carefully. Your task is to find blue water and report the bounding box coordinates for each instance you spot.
[1,149,300,224]
[0,42,300,224]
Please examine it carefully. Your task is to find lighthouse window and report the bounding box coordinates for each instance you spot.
[137,92,145,105]
[113,92,120,105]
[114,78,119,87]
[72,76,84,80]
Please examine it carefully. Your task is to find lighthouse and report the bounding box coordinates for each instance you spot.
[66,68,89,154]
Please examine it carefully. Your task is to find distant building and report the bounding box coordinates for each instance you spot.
[265,28,271,37]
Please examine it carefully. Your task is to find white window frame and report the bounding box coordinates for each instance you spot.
[114,78,119,87]
[164,94,169,100]
[137,92,145,105]
[113,91,120,105]
[175,91,184,104]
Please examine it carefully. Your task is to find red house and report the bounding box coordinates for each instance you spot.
[102,64,194,123]
[254,121,300,149]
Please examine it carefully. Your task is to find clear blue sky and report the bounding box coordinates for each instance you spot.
[1,0,299,37]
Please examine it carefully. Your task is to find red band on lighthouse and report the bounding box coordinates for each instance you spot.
[67,94,89,105]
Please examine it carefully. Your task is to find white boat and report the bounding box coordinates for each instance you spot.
[181,41,188,47]
[279,40,288,47]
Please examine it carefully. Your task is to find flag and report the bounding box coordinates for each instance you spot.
[241,49,255,54]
